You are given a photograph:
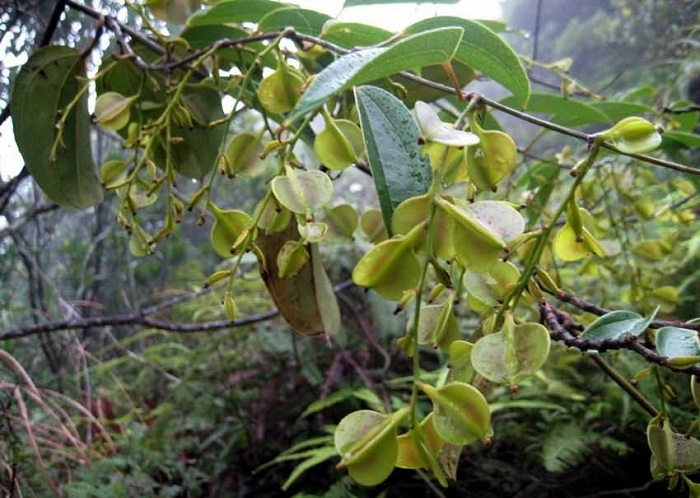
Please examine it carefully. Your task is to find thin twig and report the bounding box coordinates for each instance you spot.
[0,280,354,340]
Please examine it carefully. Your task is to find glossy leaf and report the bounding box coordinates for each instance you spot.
[579,309,657,341]
[321,22,392,49]
[420,382,492,446]
[655,327,700,369]
[255,219,340,335]
[258,7,331,35]
[287,28,464,122]
[500,93,609,127]
[589,101,655,121]
[187,0,283,26]
[11,46,103,208]
[146,0,199,24]
[334,407,409,486]
[471,317,551,385]
[355,86,433,234]
[404,17,530,107]
[271,167,333,216]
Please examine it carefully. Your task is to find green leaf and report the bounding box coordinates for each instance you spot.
[500,93,609,127]
[168,86,227,178]
[579,309,657,342]
[661,130,700,149]
[11,45,103,208]
[655,326,700,368]
[344,0,458,5]
[321,22,392,48]
[258,7,331,36]
[282,446,338,491]
[287,27,464,123]
[187,0,284,26]
[404,17,530,107]
[355,86,433,233]
[589,101,655,121]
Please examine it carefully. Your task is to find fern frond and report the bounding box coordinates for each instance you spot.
[541,423,591,473]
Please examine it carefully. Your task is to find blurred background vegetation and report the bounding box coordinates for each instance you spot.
[1,0,700,496]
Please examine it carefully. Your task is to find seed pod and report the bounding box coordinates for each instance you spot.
[100,159,128,189]
[597,116,662,154]
[314,109,364,170]
[419,381,492,446]
[95,92,136,131]
[209,203,253,258]
[334,407,409,486]
[465,115,517,192]
[223,293,237,321]
[256,56,305,114]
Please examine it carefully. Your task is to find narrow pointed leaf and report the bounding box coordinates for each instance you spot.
[580,309,657,341]
[287,28,464,122]
[405,17,530,107]
[258,7,331,36]
[355,86,432,233]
